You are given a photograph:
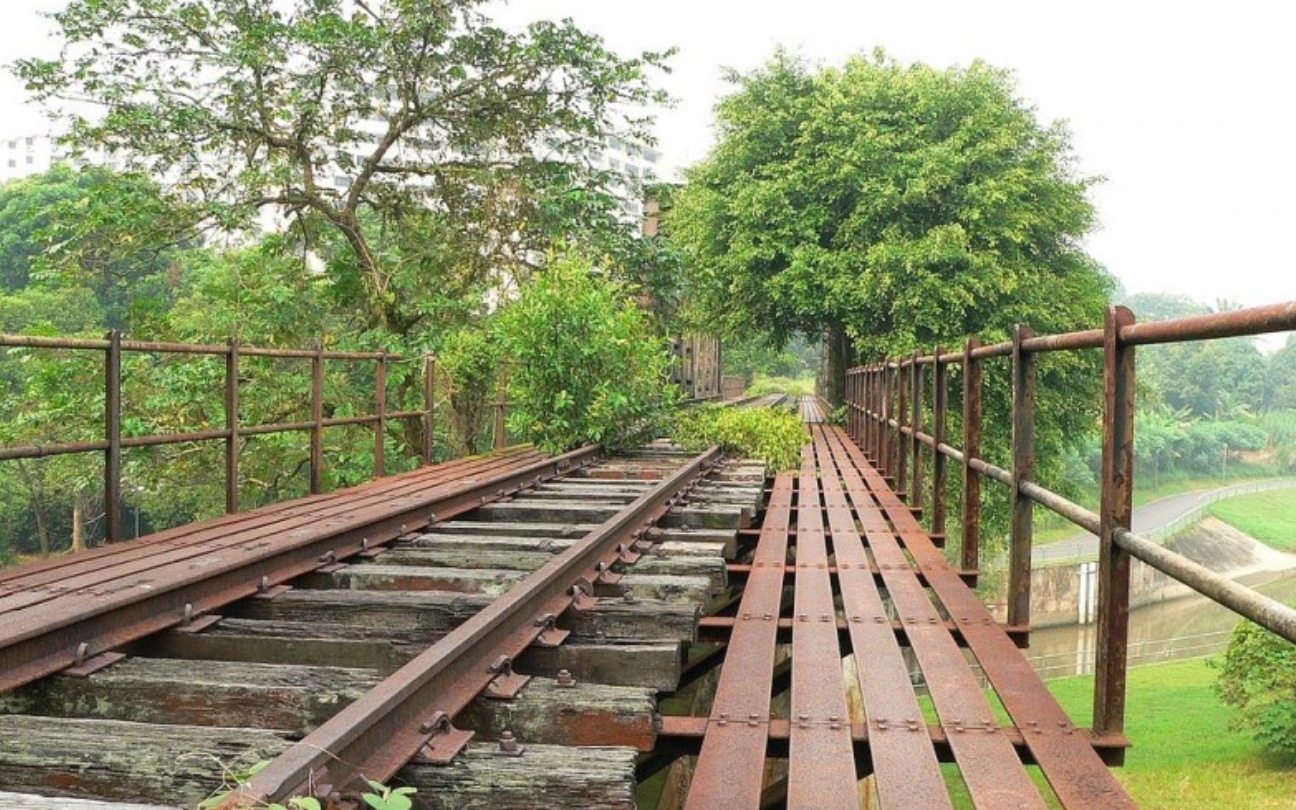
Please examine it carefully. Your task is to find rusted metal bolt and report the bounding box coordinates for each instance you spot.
[748,713,760,727]
[555,669,577,689]
[623,587,639,604]
[498,731,521,753]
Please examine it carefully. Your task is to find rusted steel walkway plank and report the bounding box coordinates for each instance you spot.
[821,426,1136,809]
[684,470,795,810]
[818,425,1046,808]
[814,430,952,809]
[787,444,856,807]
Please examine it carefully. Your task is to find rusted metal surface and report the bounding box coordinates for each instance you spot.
[1008,324,1036,631]
[0,446,601,696]
[961,337,983,575]
[819,427,1049,809]
[816,427,951,809]
[1095,306,1135,740]
[909,350,924,513]
[786,444,856,808]
[931,345,949,539]
[827,427,1136,809]
[684,470,794,810]
[228,445,721,804]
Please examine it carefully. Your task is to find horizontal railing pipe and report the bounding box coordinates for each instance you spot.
[1115,528,1296,645]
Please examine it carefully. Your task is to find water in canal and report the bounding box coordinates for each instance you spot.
[1025,569,1296,680]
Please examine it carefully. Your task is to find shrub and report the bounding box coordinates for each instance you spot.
[438,326,500,456]
[672,404,805,472]
[1213,619,1296,756]
[496,255,674,454]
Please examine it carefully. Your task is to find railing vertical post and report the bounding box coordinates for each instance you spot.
[932,346,949,541]
[225,339,240,515]
[1094,305,1136,745]
[869,367,880,462]
[883,364,896,480]
[845,369,855,438]
[961,339,982,576]
[310,342,324,495]
[1008,324,1037,632]
[422,353,435,466]
[898,361,911,497]
[104,330,123,544]
[374,351,387,479]
[910,351,924,513]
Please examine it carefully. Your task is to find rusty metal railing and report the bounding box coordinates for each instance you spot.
[0,332,441,544]
[845,300,1296,743]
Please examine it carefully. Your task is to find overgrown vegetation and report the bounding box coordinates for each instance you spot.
[1214,621,1296,756]
[497,256,676,455]
[0,0,685,562]
[671,404,805,472]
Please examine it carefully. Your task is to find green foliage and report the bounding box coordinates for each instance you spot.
[15,0,671,333]
[361,779,417,810]
[496,255,674,454]
[723,333,820,380]
[197,759,413,810]
[670,49,1111,405]
[744,375,816,398]
[1259,410,1296,471]
[1268,337,1296,411]
[671,404,805,472]
[0,166,183,330]
[438,326,501,456]
[1214,621,1296,756]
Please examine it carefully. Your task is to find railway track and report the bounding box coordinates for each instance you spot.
[0,442,767,809]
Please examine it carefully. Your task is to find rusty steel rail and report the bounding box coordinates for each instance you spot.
[226,445,723,806]
[845,298,1296,744]
[0,445,601,696]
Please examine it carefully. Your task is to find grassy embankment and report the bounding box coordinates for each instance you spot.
[1046,659,1296,809]
[933,659,1296,808]
[1209,490,1296,552]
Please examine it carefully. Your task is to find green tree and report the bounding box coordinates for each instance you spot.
[1267,335,1296,411]
[0,166,181,329]
[15,0,671,334]
[496,254,674,454]
[669,50,1111,403]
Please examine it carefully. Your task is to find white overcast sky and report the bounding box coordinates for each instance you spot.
[2,0,1293,319]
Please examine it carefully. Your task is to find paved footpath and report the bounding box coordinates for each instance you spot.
[1033,479,1296,564]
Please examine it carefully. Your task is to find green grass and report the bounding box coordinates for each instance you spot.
[1209,490,1296,551]
[920,659,1295,808]
[1046,659,1296,809]
[743,374,816,398]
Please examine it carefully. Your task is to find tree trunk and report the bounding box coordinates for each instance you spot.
[823,322,853,406]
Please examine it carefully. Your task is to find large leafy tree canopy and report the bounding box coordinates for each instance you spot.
[15,0,671,334]
[669,51,1113,400]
